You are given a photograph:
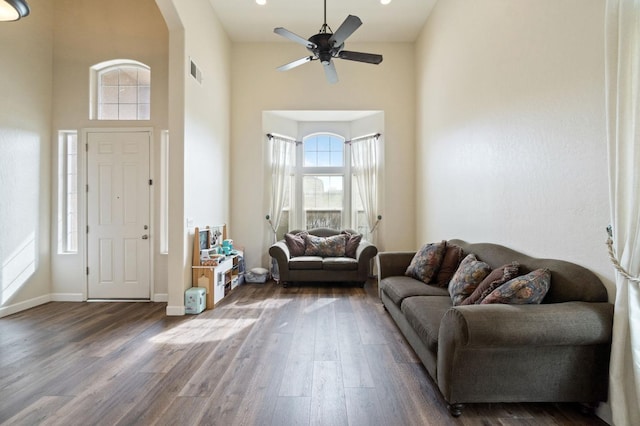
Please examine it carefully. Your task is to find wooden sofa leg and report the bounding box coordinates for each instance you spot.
[282,282,288,288]
[448,403,464,417]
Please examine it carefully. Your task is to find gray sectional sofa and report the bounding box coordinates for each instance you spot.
[269,228,378,287]
[377,239,613,416]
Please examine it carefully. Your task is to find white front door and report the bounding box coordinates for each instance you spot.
[86,130,151,299]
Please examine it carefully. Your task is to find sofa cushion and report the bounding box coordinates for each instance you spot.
[481,268,551,305]
[285,231,308,257]
[448,254,491,306]
[380,276,450,306]
[401,296,453,352]
[405,240,447,284]
[461,261,520,305]
[323,257,358,271]
[304,234,346,257]
[434,244,464,287]
[289,256,323,270]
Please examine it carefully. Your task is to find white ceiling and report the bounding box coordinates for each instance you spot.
[208,0,437,43]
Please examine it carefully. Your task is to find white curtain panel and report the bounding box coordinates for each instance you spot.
[605,1,640,424]
[351,135,379,243]
[268,135,295,243]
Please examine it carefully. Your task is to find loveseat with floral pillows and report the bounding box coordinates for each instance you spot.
[377,239,613,417]
[269,228,378,288]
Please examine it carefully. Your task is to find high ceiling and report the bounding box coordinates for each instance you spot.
[208,0,437,43]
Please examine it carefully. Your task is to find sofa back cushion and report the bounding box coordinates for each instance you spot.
[449,240,609,303]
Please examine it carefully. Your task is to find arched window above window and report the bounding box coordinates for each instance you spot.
[90,59,150,120]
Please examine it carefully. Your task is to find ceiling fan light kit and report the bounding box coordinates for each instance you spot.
[0,0,30,21]
[274,0,383,84]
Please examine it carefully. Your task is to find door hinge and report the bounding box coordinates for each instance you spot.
[85,143,88,152]
[86,225,89,234]
[149,179,153,185]
[86,267,89,275]
[86,184,89,192]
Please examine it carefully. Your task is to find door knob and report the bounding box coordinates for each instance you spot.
[141,234,149,240]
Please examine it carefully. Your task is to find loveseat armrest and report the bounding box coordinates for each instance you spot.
[439,301,613,349]
[376,251,416,280]
[269,241,291,281]
[355,240,378,263]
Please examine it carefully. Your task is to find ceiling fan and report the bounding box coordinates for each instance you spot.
[273,0,383,84]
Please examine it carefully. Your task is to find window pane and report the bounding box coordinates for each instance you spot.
[303,134,344,168]
[119,67,138,85]
[99,104,118,120]
[119,104,137,120]
[138,86,150,103]
[101,86,119,103]
[138,68,151,85]
[101,69,119,85]
[119,86,137,103]
[303,175,343,229]
[138,103,150,120]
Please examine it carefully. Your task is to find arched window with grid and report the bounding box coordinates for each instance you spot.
[90,59,150,120]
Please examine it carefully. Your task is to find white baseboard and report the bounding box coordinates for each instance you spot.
[153,293,168,302]
[166,305,185,316]
[50,293,84,302]
[0,294,51,318]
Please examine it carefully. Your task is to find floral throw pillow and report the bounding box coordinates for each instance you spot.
[405,241,447,284]
[461,261,520,305]
[304,234,346,257]
[481,268,551,305]
[448,254,492,306]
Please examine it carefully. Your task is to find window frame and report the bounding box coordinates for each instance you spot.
[89,59,151,121]
[57,130,79,254]
[291,133,353,231]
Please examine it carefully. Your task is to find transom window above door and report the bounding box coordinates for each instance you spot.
[90,59,151,120]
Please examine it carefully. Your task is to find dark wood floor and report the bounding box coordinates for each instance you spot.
[0,280,608,426]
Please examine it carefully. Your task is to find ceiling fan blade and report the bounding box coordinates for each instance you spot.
[274,27,316,49]
[323,60,338,84]
[338,50,383,65]
[277,56,314,71]
[329,15,362,47]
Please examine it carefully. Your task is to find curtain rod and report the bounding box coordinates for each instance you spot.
[267,132,381,144]
[266,133,301,144]
[346,133,381,144]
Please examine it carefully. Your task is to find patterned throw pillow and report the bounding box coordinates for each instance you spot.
[461,261,520,305]
[304,234,347,257]
[481,268,551,305]
[284,231,308,257]
[448,254,492,306]
[405,241,447,284]
[434,244,464,287]
[341,231,362,258]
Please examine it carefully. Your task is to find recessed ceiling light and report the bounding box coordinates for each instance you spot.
[380,0,392,5]
[256,0,266,5]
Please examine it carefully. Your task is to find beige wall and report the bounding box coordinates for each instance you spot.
[230,42,416,271]
[50,0,169,300]
[0,0,53,316]
[416,1,613,292]
[156,0,232,315]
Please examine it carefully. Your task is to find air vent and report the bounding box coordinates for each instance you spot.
[190,59,202,84]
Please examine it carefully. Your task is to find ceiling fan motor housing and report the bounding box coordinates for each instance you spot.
[308,33,342,64]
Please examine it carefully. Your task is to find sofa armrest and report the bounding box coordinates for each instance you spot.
[376,251,416,280]
[356,240,378,262]
[268,241,291,281]
[439,301,613,349]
